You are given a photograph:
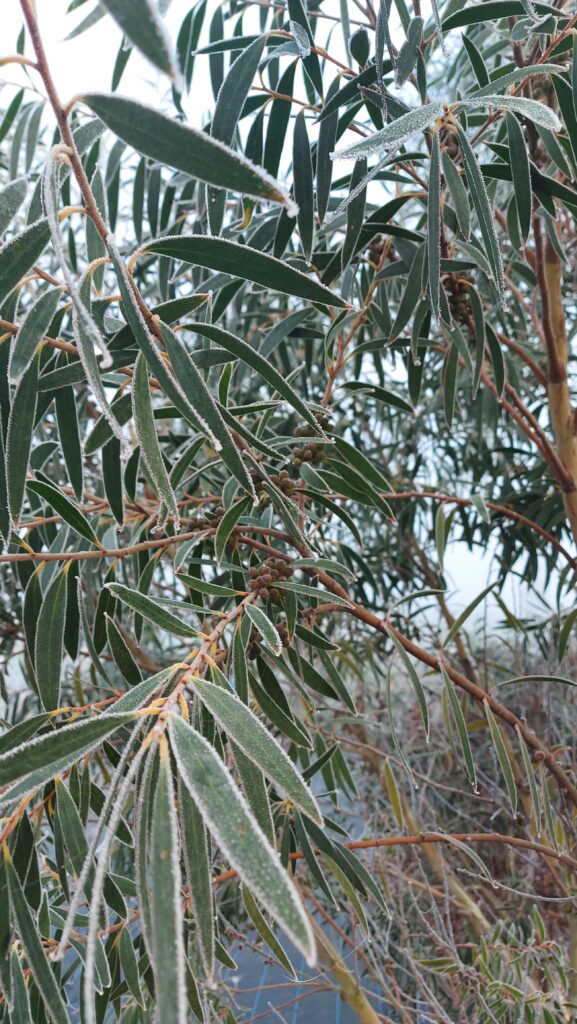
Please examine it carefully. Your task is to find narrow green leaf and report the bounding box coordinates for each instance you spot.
[264,60,297,177]
[6,351,39,526]
[193,677,322,823]
[118,927,145,1008]
[233,744,275,844]
[397,16,424,85]
[484,700,518,815]
[191,322,327,435]
[105,616,142,686]
[457,125,505,303]
[0,219,50,307]
[242,885,296,977]
[158,322,255,498]
[385,625,430,740]
[444,580,498,647]
[302,488,363,548]
[389,243,426,342]
[149,743,187,1024]
[486,323,506,396]
[382,759,404,828]
[55,385,83,500]
[55,778,91,879]
[438,834,492,880]
[291,556,355,580]
[428,131,441,322]
[177,573,241,598]
[342,158,368,270]
[442,151,470,238]
[168,714,316,964]
[441,666,477,790]
[0,175,27,237]
[506,113,535,247]
[275,580,352,608]
[134,744,156,961]
[0,714,133,791]
[323,853,368,931]
[468,63,564,98]
[515,725,541,835]
[10,943,31,1024]
[293,111,314,262]
[317,78,339,224]
[102,435,123,525]
[331,103,442,161]
[132,352,179,525]
[245,604,282,656]
[99,0,182,86]
[463,94,562,132]
[82,93,295,213]
[34,566,68,712]
[208,34,267,233]
[178,777,214,978]
[444,3,554,28]
[340,380,413,413]
[215,495,252,565]
[27,479,100,547]
[141,235,346,307]
[106,582,205,639]
[557,606,577,661]
[5,857,70,1024]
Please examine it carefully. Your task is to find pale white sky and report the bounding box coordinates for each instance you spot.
[1,0,569,630]
[3,1,214,118]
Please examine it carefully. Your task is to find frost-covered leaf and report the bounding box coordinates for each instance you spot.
[149,741,187,1024]
[82,93,296,213]
[106,583,205,639]
[427,131,441,323]
[245,604,282,656]
[193,677,323,823]
[99,0,182,86]
[462,94,562,131]
[457,125,505,303]
[132,352,179,526]
[10,288,60,384]
[168,714,316,964]
[141,234,346,306]
[331,103,442,161]
[0,219,50,307]
[6,351,39,527]
[34,566,68,712]
[0,714,133,792]
[5,856,71,1024]
[0,175,28,237]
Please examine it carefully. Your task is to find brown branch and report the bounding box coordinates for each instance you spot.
[212,831,577,886]
[534,216,577,544]
[236,530,577,807]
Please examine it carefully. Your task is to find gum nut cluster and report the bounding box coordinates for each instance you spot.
[291,411,332,470]
[248,556,294,603]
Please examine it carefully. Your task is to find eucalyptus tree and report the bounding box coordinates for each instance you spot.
[1,0,577,1021]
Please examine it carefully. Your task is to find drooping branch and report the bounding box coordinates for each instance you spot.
[212,830,577,886]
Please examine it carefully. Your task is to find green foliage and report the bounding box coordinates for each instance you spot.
[1,1,577,1022]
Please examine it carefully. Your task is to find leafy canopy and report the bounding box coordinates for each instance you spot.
[1,0,577,1022]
